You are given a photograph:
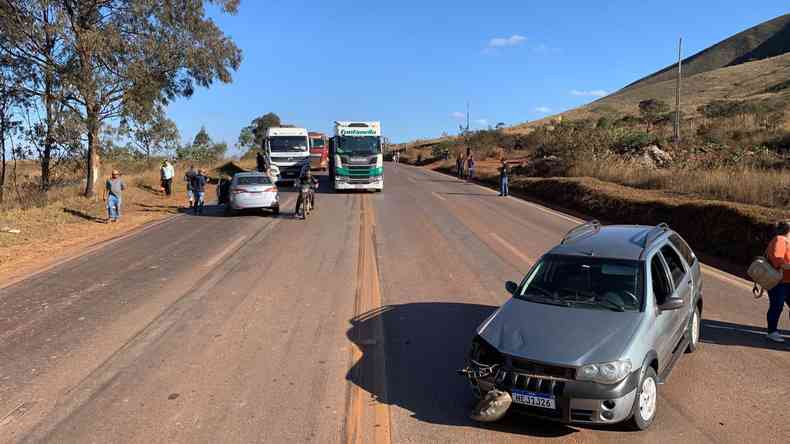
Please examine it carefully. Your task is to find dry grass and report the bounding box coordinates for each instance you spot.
[0,160,231,282]
[569,159,790,208]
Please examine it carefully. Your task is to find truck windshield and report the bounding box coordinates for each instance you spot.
[515,255,644,312]
[310,139,325,148]
[270,136,308,152]
[336,136,381,155]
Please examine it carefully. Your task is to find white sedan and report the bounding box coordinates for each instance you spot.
[225,172,280,216]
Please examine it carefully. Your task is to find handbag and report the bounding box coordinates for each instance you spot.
[748,236,788,298]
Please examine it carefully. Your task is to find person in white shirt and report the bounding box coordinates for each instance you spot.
[160,160,175,196]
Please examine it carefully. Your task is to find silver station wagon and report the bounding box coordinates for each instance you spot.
[461,221,702,430]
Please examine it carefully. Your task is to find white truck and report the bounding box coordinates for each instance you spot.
[329,121,384,192]
[264,127,311,184]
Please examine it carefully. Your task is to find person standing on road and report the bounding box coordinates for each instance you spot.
[456,153,464,178]
[256,151,267,172]
[499,159,510,197]
[393,150,400,167]
[765,220,790,343]
[161,160,175,196]
[190,168,208,215]
[466,155,475,182]
[184,165,196,208]
[103,169,126,223]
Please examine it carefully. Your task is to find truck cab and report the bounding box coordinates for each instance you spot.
[264,127,310,185]
[329,121,384,192]
[309,132,329,171]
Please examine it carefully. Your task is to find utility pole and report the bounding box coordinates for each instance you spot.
[674,37,682,147]
[465,101,470,133]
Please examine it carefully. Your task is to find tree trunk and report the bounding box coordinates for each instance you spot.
[84,109,100,197]
[41,68,55,192]
[1,125,6,205]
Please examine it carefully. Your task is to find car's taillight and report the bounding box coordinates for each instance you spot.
[231,188,248,194]
[263,186,277,192]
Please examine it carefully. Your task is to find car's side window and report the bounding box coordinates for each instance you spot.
[650,255,672,305]
[660,245,687,288]
[669,234,696,267]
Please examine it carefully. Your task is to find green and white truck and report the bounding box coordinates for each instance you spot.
[329,121,384,192]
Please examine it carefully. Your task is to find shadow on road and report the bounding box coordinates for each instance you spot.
[701,319,789,351]
[346,302,579,438]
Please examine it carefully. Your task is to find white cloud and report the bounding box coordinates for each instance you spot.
[487,35,527,48]
[451,111,465,120]
[475,119,489,126]
[534,106,551,113]
[570,89,608,98]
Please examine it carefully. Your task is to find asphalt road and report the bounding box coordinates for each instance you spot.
[0,165,788,444]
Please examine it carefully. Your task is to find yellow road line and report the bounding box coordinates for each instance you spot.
[346,195,391,444]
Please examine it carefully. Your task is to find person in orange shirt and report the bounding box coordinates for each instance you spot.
[765,220,790,343]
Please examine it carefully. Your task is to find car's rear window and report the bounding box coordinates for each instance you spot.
[236,176,271,185]
[516,255,644,312]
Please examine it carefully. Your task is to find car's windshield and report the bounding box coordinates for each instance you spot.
[515,255,644,312]
[236,176,271,185]
[335,136,381,155]
[269,136,308,152]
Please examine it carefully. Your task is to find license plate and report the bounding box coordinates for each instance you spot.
[511,390,556,409]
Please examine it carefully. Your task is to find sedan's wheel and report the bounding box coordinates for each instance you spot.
[628,367,658,431]
[272,206,279,216]
[686,306,701,353]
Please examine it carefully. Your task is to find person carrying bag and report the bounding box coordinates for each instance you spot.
[749,221,790,343]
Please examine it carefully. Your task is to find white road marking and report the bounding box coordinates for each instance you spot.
[701,264,754,291]
[405,164,754,293]
[432,192,446,201]
[203,235,247,268]
[490,233,533,266]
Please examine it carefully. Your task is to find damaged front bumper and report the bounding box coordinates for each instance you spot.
[459,360,639,425]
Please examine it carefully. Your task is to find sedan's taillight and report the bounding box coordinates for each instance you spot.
[231,188,248,194]
[263,186,277,192]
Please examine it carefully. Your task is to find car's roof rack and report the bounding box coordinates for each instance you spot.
[561,220,601,244]
[639,223,670,259]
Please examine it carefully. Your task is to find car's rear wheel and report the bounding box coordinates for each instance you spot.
[272,206,279,216]
[224,205,234,217]
[627,366,658,431]
[685,305,701,353]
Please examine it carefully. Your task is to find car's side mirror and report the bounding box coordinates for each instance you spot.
[505,281,519,295]
[658,296,684,311]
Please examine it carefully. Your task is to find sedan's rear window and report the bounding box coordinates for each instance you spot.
[236,176,271,185]
[516,255,644,312]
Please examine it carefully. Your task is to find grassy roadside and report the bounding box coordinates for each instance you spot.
[408,157,790,270]
[0,163,232,284]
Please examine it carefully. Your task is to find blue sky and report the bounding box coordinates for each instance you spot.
[166,1,789,151]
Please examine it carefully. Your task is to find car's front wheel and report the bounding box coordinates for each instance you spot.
[685,305,701,353]
[628,366,658,431]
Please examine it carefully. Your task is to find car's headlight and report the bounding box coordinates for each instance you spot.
[577,359,632,384]
[335,155,342,167]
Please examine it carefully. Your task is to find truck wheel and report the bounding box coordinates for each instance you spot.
[685,306,701,353]
[627,366,658,431]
